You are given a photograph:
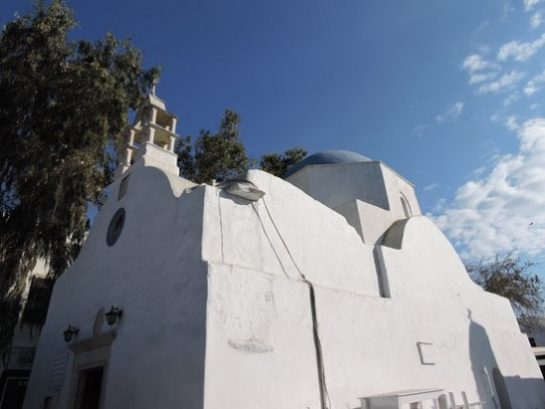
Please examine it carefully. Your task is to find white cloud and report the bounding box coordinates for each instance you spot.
[524,69,545,95]
[469,72,498,85]
[524,0,543,11]
[503,92,520,106]
[505,115,519,130]
[434,118,545,260]
[530,10,544,28]
[423,183,438,192]
[436,102,464,123]
[476,22,489,33]
[463,54,490,72]
[413,123,428,137]
[490,113,519,130]
[503,1,516,19]
[461,54,499,85]
[477,45,491,54]
[497,33,545,61]
[478,70,525,94]
[490,112,502,123]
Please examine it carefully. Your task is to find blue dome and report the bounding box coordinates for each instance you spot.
[285,150,371,177]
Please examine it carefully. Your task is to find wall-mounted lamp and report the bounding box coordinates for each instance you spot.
[63,325,79,343]
[220,179,265,202]
[105,306,123,326]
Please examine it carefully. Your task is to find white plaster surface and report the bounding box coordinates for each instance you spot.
[286,161,391,210]
[287,162,421,246]
[24,156,545,409]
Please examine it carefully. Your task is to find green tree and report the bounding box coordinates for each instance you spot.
[260,147,307,177]
[176,110,307,183]
[0,0,157,360]
[466,254,544,330]
[176,110,249,184]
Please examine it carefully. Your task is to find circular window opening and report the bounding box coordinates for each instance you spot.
[107,208,125,247]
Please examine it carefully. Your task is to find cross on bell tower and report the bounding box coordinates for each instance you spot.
[116,83,180,177]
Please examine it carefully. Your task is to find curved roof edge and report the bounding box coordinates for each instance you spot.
[285,150,372,178]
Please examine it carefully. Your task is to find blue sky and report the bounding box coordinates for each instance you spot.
[3,0,545,262]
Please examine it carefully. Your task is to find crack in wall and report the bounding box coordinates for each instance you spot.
[261,198,331,409]
[307,281,330,409]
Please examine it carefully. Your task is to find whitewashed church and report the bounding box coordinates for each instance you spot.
[23,91,545,409]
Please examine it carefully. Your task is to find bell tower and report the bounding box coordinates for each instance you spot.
[116,85,180,177]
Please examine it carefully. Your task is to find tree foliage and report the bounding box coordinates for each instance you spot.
[467,254,544,330]
[0,0,157,360]
[260,147,307,177]
[175,110,249,184]
[175,109,306,183]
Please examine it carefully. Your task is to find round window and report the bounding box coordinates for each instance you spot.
[106,208,125,247]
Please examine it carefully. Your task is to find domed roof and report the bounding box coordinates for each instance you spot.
[285,150,372,177]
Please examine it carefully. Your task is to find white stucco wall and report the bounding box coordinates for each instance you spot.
[380,164,421,217]
[24,165,207,409]
[287,162,421,246]
[203,263,322,409]
[24,161,545,409]
[199,171,544,409]
[312,216,544,408]
[286,161,390,210]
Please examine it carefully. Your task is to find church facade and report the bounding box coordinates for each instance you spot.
[23,93,545,409]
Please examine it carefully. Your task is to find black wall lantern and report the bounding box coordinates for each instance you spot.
[105,306,123,326]
[63,325,79,343]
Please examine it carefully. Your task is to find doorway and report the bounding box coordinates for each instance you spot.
[0,373,29,409]
[74,367,104,409]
